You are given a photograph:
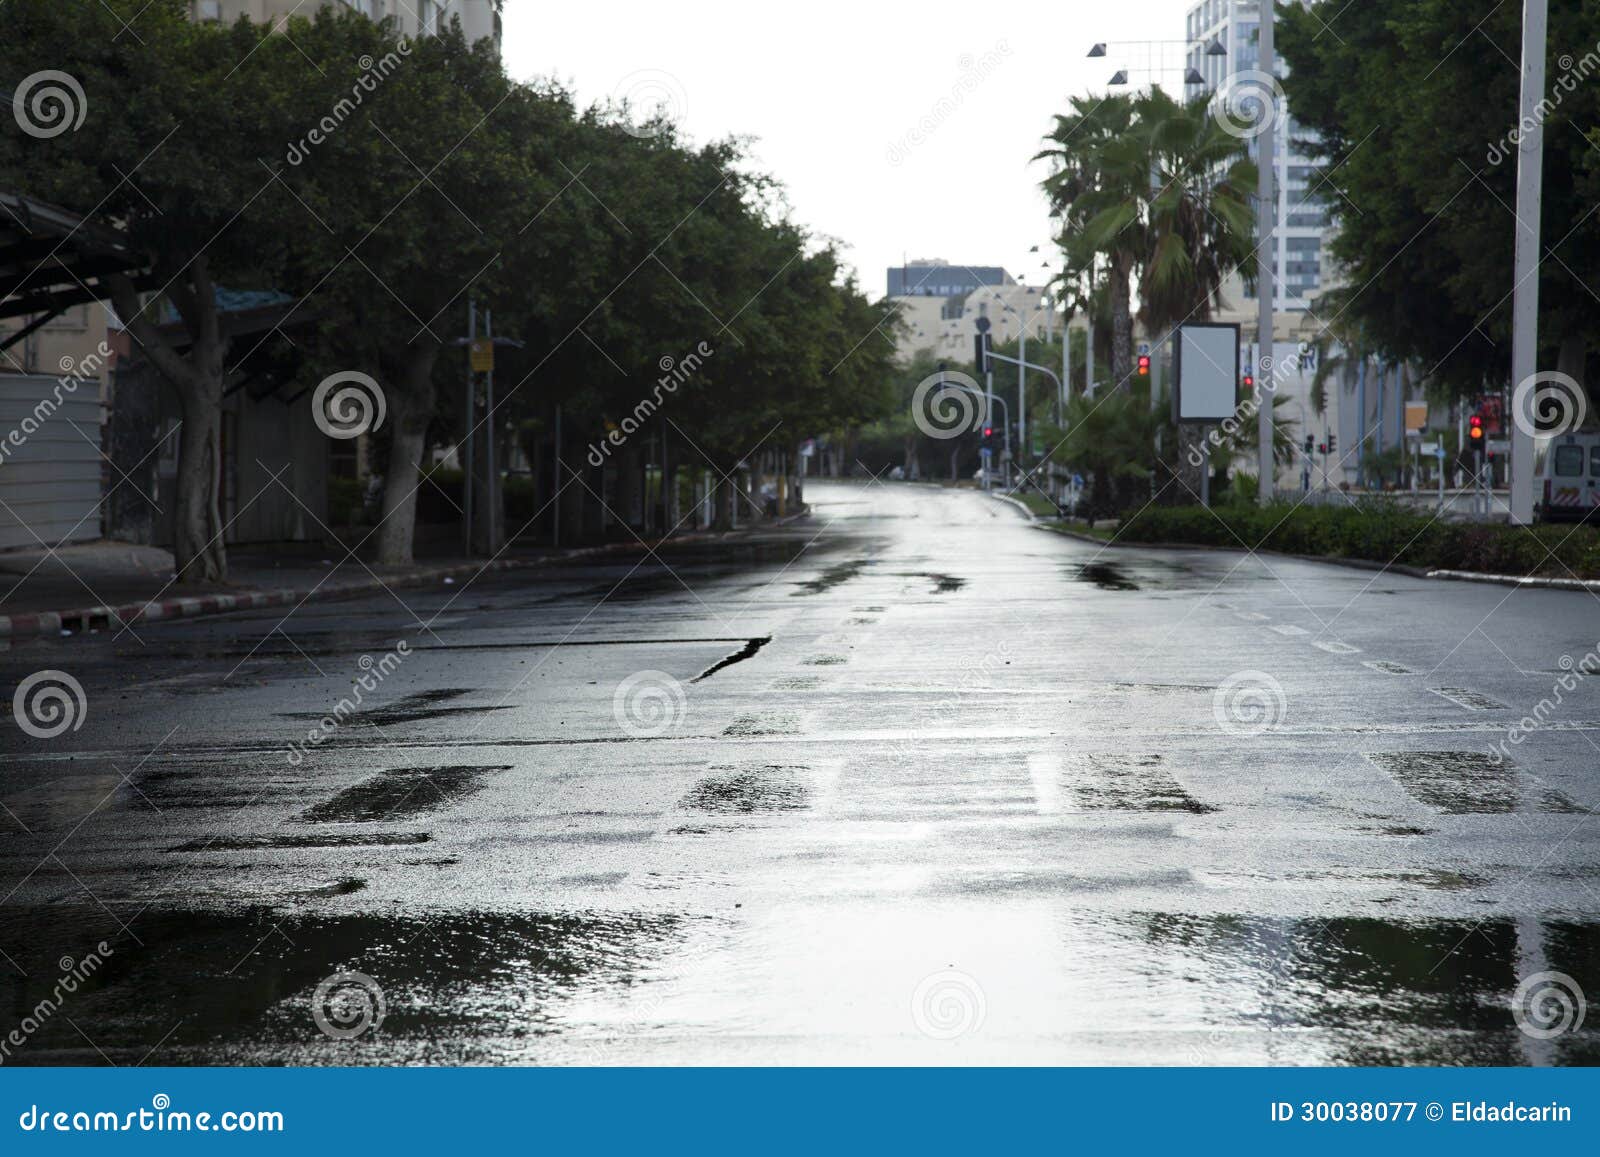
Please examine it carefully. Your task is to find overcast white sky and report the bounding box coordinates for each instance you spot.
[502,0,1201,301]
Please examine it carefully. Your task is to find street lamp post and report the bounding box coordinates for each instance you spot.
[1509,0,1548,525]
[1255,0,1276,505]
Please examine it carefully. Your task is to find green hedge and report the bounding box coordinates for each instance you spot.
[1117,501,1600,578]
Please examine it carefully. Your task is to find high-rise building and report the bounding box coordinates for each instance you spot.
[1186,0,1327,314]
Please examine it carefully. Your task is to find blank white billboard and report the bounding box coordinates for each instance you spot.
[1174,324,1241,424]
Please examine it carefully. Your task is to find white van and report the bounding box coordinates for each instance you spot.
[1537,431,1600,520]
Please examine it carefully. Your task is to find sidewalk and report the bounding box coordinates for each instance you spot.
[0,511,810,639]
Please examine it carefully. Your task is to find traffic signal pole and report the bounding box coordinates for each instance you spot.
[1510,0,1548,525]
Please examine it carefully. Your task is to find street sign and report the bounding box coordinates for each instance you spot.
[1487,438,1509,455]
[979,447,993,460]
[1420,441,1440,456]
[1405,401,1428,434]
[469,338,494,373]
[974,315,991,334]
[799,438,816,458]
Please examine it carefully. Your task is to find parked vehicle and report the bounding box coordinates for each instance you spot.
[1536,431,1600,521]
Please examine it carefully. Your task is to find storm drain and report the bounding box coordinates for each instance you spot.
[297,765,510,823]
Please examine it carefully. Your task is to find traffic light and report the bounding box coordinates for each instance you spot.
[973,333,991,375]
[1137,354,1151,377]
[981,425,996,448]
[1327,433,1337,454]
[1242,372,1255,392]
[1469,413,1485,444]
[1303,435,1314,454]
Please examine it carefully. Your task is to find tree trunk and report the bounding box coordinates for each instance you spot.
[713,474,735,531]
[376,342,440,566]
[107,267,229,584]
[1109,255,1134,391]
[173,382,226,581]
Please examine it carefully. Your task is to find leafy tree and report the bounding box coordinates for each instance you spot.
[0,0,309,581]
[1280,0,1600,400]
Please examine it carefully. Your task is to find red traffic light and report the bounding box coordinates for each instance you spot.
[1137,355,1150,376]
[982,426,994,439]
[1469,413,1484,441]
[1242,374,1255,390]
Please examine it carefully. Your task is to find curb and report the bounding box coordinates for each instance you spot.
[1031,522,1436,580]
[1425,568,1600,592]
[0,508,813,641]
[985,492,1037,522]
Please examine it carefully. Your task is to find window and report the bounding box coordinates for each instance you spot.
[1555,445,1585,477]
[1591,445,1600,476]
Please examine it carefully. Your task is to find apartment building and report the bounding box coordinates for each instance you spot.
[191,0,503,51]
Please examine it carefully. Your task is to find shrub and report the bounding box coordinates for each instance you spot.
[1117,503,1600,579]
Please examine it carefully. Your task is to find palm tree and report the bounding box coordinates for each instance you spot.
[1135,88,1257,334]
[1036,96,1144,391]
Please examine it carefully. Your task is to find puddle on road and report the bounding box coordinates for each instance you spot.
[679,764,811,814]
[278,689,513,728]
[166,832,431,853]
[803,654,848,666]
[888,572,965,594]
[791,559,870,596]
[1070,563,1140,591]
[1366,751,1588,814]
[1,758,307,829]
[1062,752,1219,814]
[0,905,689,1064]
[1109,681,1214,695]
[297,765,510,823]
[1123,912,1600,1064]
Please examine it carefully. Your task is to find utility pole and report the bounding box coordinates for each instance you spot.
[1018,315,1028,473]
[1510,0,1548,525]
[1256,0,1277,504]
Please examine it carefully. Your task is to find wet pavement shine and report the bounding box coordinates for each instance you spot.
[1,480,1599,1065]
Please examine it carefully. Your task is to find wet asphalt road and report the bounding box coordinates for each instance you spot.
[2,480,1599,1066]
